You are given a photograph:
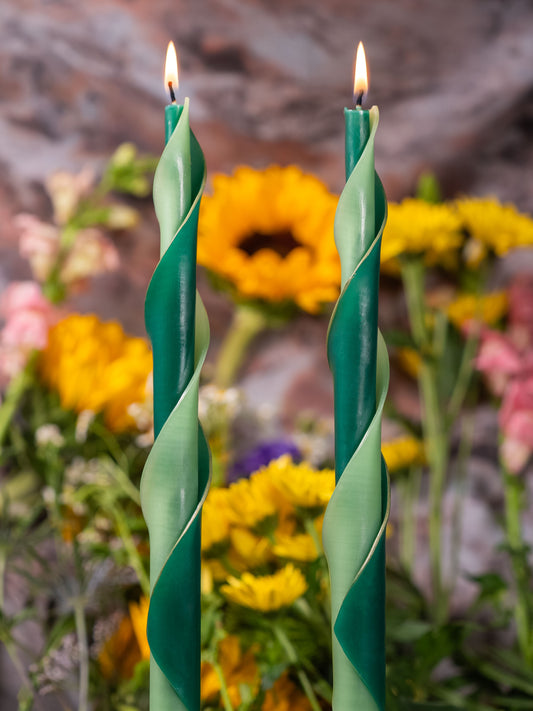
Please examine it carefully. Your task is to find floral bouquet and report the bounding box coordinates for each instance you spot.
[2,153,533,711]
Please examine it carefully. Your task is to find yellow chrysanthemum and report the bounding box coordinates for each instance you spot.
[229,527,272,570]
[382,199,463,270]
[455,197,533,266]
[39,314,152,432]
[273,533,320,562]
[203,559,230,585]
[445,291,508,329]
[382,436,425,473]
[201,635,259,706]
[225,470,281,529]
[221,564,308,612]
[266,455,335,509]
[201,487,233,553]
[262,673,312,711]
[198,166,340,313]
[128,597,150,661]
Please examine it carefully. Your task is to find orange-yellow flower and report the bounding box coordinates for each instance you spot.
[39,314,152,432]
[201,635,259,706]
[262,673,312,711]
[128,597,150,661]
[98,614,144,681]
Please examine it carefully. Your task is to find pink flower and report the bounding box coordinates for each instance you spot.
[0,281,53,320]
[0,281,58,384]
[59,228,120,285]
[500,437,533,475]
[476,330,522,396]
[508,275,533,338]
[15,214,60,282]
[2,311,51,351]
[499,377,533,473]
[476,276,533,474]
[45,168,94,225]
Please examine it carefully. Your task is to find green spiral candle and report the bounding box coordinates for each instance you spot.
[322,48,390,711]
[140,47,209,711]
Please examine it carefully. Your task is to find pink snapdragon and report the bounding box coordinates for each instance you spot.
[476,275,533,473]
[16,214,61,282]
[0,281,58,383]
[475,331,522,396]
[59,228,120,286]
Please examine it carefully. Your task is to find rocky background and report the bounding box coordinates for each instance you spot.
[1,0,533,370]
[1,1,533,705]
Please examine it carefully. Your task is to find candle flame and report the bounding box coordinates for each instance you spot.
[164,41,179,99]
[353,41,368,102]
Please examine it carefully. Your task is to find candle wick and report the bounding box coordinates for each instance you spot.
[354,90,364,109]
[168,81,176,103]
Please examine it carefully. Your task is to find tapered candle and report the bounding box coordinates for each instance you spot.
[323,42,390,711]
[141,41,209,711]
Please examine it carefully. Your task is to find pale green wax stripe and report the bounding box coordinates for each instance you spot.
[335,107,378,290]
[154,98,192,258]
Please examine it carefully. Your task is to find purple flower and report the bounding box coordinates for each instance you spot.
[227,440,301,484]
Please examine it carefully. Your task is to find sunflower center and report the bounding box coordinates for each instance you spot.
[238,230,301,258]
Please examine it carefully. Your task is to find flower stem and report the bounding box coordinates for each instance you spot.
[111,504,150,597]
[398,466,422,575]
[214,305,269,388]
[73,596,89,711]
[273,624,322,711]
[448,410,475,599]
[447,327,479,423]
[213,660,235,711]
[0,366,33,446]
[502,470,533,667]
[0,549,6,611]
[401,259,449,622]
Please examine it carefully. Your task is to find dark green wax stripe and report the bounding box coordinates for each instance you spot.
[332,108,376,483]
[344,107,370,179]
[149,117,202,437]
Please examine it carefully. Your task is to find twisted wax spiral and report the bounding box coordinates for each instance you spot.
[141,101,210,711]
[323,106,390,711]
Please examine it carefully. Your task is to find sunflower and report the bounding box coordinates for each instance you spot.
[198,166,340,314]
